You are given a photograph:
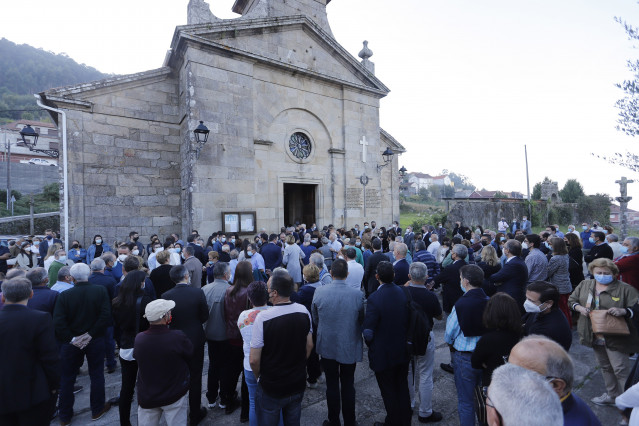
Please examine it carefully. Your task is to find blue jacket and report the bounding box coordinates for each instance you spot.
[87,243,112,264]
[68,248,87,264]
[261,243,283,271]
[563,393,601,426]
[393,259,410,286]
[363,283,408,372]
[27,286,58,316]
[489,256,529,309]
[88,272,118,300]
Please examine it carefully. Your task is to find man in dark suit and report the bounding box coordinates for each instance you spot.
[364,238,386,296]
[187,234,207,265]
[584,231,614,265]
[0,277,60,425]
[433,244,468,314]
[404,226,415,255]
[26,267,58,316]
[363,261,411,426]
[163,264,210,425]
[261,234,283,272]
[391,221,402,238]
[392,243,410,286]
[489,239,529,311]
[38,228,62,267]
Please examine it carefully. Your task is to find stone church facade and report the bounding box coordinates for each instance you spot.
[40,0,404,243]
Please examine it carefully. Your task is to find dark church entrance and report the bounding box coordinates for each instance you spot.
[284,183,316,227]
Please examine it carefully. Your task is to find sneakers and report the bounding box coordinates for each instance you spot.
[591,393,615,406]
[218,401,226,409]
[91,403,111,421]
[418,411,443,423]
[307,381,318,389]
[207,401,217,409]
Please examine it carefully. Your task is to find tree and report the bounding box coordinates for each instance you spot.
[493,191,509,199]
[615,13,639,138]
[444,171,476,191]
[559,179,585,203]
[576,194,611,224]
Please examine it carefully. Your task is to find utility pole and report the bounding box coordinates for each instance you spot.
[525,145,531,223]
[5,132,11,211]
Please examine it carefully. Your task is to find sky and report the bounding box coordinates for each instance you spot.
[2,0,638,207]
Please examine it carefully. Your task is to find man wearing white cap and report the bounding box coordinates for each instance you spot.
[134,299,194,426]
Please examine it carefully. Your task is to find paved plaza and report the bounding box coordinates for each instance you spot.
[63,293,625,426]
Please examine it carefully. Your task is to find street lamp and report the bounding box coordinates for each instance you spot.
[19,124,59,158]
[377,147,395,172]
[193,121,210,143]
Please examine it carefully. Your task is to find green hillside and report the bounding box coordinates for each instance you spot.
[0,38,110,124]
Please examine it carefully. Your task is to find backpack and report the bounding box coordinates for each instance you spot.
[402,287,432,357]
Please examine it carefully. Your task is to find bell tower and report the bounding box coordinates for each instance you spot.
[232,0,334,35]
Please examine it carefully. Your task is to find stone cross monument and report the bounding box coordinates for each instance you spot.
[616,176,634,240]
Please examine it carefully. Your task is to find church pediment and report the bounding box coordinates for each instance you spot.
[168,16,389,97]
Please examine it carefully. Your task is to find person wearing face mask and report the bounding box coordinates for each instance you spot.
[569,258,639,406]
[38,229,62,267]
[112,243,133,282]
[584,231,614,267]
[246,244,266,281]
[581,223,595,254]
[128,231,145,258]
[87,235,110,264]
[147,242,166,272]
[615,237,639,291]
[48,249,69,287]
[68,240,87,264]
[522,281,572,351]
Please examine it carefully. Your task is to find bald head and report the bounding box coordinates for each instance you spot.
[509,335,574,397]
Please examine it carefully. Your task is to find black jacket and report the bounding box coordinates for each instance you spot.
[584,243,614,264]
[489,257,529,310]
[150,264,175,297]
[112,294,152,349]
[364,251,388,296]
[162,284,209,347]
[433,259,467,313]
[53,281,111,343]
[0,305,60,414]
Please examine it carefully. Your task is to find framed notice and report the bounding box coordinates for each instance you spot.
[222,211,256,234]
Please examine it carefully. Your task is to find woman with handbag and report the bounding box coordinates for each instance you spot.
[112,270,152,426]
[569,257,639,406]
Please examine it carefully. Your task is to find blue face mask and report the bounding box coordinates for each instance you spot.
[582,226,588,231]
[460,280,467,294]
[621,246,629,254]
[594,274,613,285]
[589,237,595,244]
[544,241,551,250]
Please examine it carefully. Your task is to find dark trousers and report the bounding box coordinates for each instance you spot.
[119,357,137,426]
[0,397,53,426]
[189,343,205,415]
[206,340,230,404]
[221,344,244,403]
[104,326,116,369]
[321,358,356,426]
[307,333,321,384]
[374,362,411,426]
[58,337,106,422]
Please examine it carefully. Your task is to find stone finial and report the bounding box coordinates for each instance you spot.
[358,40,375,74]
[187,0,219,25]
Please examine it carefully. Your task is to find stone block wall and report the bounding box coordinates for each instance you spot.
[57,73,182,245]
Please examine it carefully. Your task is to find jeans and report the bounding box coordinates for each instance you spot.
[119,357,137,426]
[374,363,411,426]
[58,337,106,422]
[321,358,357,426]
[105,326,116,369]
[408,331,435,417]
[245,370,283,426]
[206,340,230,404]
[452,350,482,426]
[256,385,303,426]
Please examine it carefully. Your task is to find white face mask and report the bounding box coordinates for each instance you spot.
[523,299,548,314]
[118,254,128,262]
[154,247,162,253]
[132,249,139,256]
[522,243,529,250]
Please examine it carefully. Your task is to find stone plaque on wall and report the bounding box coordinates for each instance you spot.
[346,188,363,209]
[365,188,381,208]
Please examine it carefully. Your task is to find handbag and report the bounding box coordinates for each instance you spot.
[588,287,630,335]
[474,385,488,425]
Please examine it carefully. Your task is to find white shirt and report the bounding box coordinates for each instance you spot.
[329,239,343,254]
[345,260,364,291]
[427,241,440,256]
[616,382,639,426]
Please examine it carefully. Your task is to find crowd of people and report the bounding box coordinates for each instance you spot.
[1,218,639,425]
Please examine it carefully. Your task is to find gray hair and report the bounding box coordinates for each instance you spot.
[304,233,311,242]
[5,269,25,280]
[309,252,325,269]
[90,258,106,271]
[452,244,468,259]
[489,364,563,426]
[26,267,48,287]
[505,239,522,256]
[101,252,116,264]
[409,262,428,283]
[57,266,72,282]
[70,263,91,281]
[607,234,619,243]
[431,234,438,241]
[395,236,404,244]
[213,262,230,280]
[394,242,408,257]
[54,249,66,258]
[321,237,329,244]
[271,267,290,280]
[230,249,239,260]
[1,278,32,303]
[184,245,195,257]
[414,240,426,252]
[625,237,639,251]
